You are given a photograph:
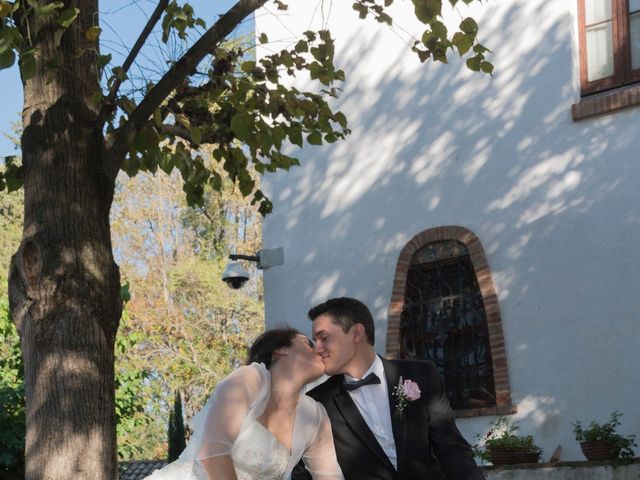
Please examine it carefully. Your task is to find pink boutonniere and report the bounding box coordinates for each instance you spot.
[393,377,421,419]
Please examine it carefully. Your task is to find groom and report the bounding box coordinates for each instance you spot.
[293,297,485,480]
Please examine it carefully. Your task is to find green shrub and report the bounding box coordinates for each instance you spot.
[473,416,541,463]
[573,411,637,465]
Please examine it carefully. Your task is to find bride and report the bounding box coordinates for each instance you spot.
[145,327,343,480]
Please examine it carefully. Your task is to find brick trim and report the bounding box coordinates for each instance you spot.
[384,225,514,413]
[572,83,640,120]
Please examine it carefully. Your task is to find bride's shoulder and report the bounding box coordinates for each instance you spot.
[298,394,328,420]
[222,363,266,389]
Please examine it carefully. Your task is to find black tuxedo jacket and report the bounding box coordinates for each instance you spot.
[293,358,485,480]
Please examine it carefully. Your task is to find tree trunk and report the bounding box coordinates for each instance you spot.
[8,2,122,479]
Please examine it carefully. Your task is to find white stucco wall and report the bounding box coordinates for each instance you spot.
[256,0,640,462]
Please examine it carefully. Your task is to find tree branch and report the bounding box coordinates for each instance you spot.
[158,124,230,147]
[100,0,169,123]
[105,0,268,180]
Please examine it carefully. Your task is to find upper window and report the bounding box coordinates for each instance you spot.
[578,0,640,95]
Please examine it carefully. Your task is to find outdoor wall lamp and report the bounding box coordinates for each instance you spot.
[221,247,284,289]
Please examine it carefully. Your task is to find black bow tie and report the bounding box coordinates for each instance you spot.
[343,372,381,392]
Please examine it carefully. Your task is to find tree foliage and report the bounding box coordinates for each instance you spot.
[167,390,187,462]
[0,0,491,210]
[0,297,25,477]
[111,167,264,458]
[0,181,25,476]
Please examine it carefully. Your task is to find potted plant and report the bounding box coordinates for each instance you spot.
[473,417,542,465]
[573,411,637,465]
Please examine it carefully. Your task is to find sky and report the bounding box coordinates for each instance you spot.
[0,0,253,158]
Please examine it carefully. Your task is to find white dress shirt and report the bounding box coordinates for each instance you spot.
[344,355,397,469]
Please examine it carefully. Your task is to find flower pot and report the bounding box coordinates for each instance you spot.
[580,441,619,461]
[487,446,541,465]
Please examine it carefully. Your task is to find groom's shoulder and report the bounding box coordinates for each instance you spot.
[385,357,440,379]
[305,375,342,401]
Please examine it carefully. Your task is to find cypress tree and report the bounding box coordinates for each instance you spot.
[167,390,186,462]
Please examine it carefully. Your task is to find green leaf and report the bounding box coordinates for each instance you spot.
[353,2,368,19]
[452,32,472,56]
[480,61,494,75]
[240,60,256,73]
[0,1,13,18]
[85,26,101,42]
[96,53,112,71]
[56,7,80,28]
[334,111,348,129]
[19,48,36,80]
[190,127,202,145]
[274,0,288,10]
[161,12,172,43]
[377,12,392,25]
[54,29,64,47]
[294,40,308,53]
[36,1,64,17]
[230,113,254,142]
[307,131,322,145]
[324,132,337,143]
[0,27,20,55]
[288,124,303,147]
[120,282,132,303]
[159,152,174,175]
[473,43,490,54]
[466,55,481,71]
[90,91,103,107]
[209,170,222,190]
[258,197,273,216]
[431,20,447,40]
[459,17,478,36]
[271,126,286,149]
[112,66,127,82]
[237,170,255,197]
[4,163,23,192]
[0,49,15,70]
[432,47,448,63]
[118,97,137,115]
[45,55,60,84]
[259,33,269,44]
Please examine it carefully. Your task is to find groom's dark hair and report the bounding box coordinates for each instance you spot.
[308,297,375,345]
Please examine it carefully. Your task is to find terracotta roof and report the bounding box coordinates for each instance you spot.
[119,460,167,480]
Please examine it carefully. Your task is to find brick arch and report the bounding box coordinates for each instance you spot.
[385,225,515,416]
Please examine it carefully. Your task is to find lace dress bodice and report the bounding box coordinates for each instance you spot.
[143,363,342,480]
[231,421,290,480]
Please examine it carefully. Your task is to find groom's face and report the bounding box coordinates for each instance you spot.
[312,313,357,376]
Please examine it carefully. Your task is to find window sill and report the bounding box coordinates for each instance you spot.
[454,403,517,418]
[572,83,640,121]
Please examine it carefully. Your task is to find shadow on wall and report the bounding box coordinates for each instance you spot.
[267,0,638,300]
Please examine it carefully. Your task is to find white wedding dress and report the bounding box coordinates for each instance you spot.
[145,363,343,480]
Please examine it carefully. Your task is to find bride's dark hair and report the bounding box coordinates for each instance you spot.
[247,327,300,369]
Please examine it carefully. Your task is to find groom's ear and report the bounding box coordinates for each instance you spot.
[352,323,366,344]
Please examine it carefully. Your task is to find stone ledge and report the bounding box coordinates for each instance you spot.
[483,458,640,480]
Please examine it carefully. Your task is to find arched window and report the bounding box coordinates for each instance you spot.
[386,226,515,417]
